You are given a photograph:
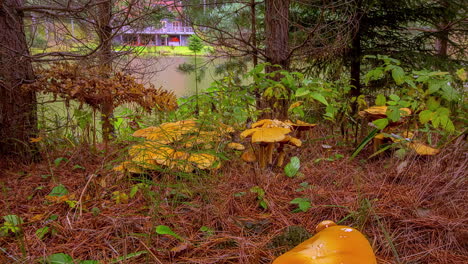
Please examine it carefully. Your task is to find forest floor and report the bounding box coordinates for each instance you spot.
[0,127,467,264]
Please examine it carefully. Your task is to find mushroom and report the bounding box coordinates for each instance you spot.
[227,142,245,151]
[276,136,302,167]
[240,127,291,168]
[408,142,440,155]
[288,119,317,139]
[241,149,257,163]
[273,220,377,264]
[188,153,218,169]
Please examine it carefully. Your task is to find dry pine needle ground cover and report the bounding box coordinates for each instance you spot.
[0,129,467,264]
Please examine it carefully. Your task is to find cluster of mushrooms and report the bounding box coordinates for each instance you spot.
[359,106,440,155]
[240,119,316,168]
[114,119,239,174]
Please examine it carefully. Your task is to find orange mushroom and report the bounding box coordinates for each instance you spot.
[273,220,377,264]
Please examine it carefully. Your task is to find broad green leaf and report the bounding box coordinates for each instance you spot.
[284,157,300,177]
[427,79,443,94]
[386,108,401,122]
[419,110,433,124]
[391,67,405,85]
[46,253,74,264]
[375,94,386,106]
[290,198,312,212]
[155,225,184,241]
[456,68,467,81]
[389,94,400,101]
[36,226,50,240]
[295,88,310,97]
[442,118,455,133]
[426,97,440,111]
[440,84,459,101]
[48,185,69,197]
[310,92,328,105]
[372,118,389,130]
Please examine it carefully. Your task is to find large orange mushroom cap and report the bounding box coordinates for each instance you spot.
[273,221,377,264]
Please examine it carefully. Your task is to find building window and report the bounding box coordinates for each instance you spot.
[172,21,180,30]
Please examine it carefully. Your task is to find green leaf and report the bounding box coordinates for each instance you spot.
[129,185,139,199]
[295,88,310,97]
[284,156,300,177]
[426,97,440,111]
[372,118,389,130]
[48,185,69,197]
[456,68,467,81]
[351,129,379,159]
[419,110,433,124]
[310,92,328,105]
[3,215,23,226]
[389,94,400,101]
[394,149,407,159]
[46,253,74,264]
[54,157,68,167]
[386,108,401,122]
[391,67,405,85]
[155,225,184,241]
[290,198,312,212]
[427,79,442,94]
[375,94,386,106]
[259,200,268,210]
[36,226,50,240]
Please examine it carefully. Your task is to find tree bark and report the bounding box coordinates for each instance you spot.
[350,28,361,99]
[97,0,114,144]
[0,0,38,159]
[263,0,290,120]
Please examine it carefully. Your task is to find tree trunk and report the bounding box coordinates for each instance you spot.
[350,29,361,100]
[0,0,38,159]
[263,0,290,120]
[97,0,114,145]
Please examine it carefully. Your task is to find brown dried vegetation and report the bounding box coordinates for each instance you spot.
[0,128,466,264]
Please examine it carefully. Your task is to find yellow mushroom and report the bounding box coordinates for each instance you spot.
[188,153,218,170]
[273,220,377,264]
[276,136,302,167]
[227,142,245,151]
[241,127,291,168]
[408,142,440,155]
[241,150,257,162]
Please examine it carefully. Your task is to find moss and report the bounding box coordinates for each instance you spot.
[268,225,311,254]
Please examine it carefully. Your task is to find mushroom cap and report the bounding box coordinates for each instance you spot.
[252,119,292,129]
[188,153,218,169]
[281,136,302,147]
[293,120,317,128]
[241,127,291,143]
[132,120,198,144]
[409,142,440,155]
[113,161,145,174]
[273,223,377,264]
[359,106,412,120]
[315,220,337,232]
[227,142,245,151]
[241,150,257,162]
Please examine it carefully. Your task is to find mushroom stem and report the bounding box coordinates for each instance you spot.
[276,144,286,167]
[373,137,383,153]
[259,145,267,169]
[266,143,275,165]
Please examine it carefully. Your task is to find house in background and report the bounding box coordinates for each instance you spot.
[116,1,195,46]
